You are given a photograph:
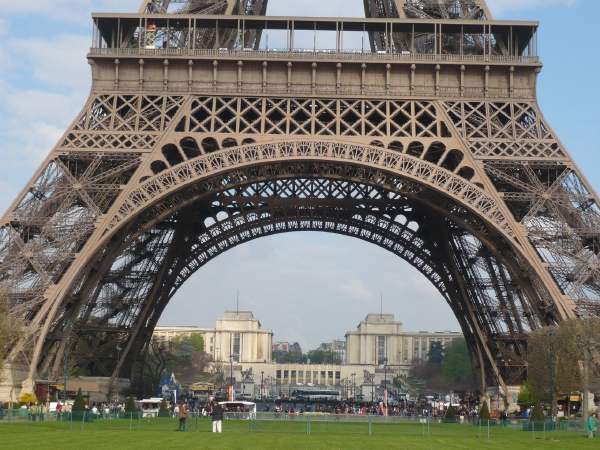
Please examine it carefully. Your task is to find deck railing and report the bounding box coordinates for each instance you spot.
[89,47,540,65]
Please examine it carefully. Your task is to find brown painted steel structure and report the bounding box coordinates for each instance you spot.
[1,0,599,396]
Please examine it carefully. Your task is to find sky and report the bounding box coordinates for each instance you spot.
[0,0,598,350]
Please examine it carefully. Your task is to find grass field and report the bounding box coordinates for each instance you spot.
[0,418,597,450]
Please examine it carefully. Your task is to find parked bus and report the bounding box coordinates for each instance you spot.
[290,389,341,402]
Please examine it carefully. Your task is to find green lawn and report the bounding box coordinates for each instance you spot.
[0,418,597,450]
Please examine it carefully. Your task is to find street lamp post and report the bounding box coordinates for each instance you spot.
[62,320,73,403]
[351,373,356,401]
[371,377,374,404]
[230,356,234,401]
[261,371,264,400]
[547,328,558,419]
[63,343,69,403]
[383,358,388,416]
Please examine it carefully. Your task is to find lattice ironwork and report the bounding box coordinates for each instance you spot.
[39,164,544,386]
[182,97,454,139]
[1,0,598,401]
[444,101,565,159]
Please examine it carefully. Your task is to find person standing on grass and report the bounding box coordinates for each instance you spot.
[588,413,598,439]
[211,401,224,433]
[178,402,189,432]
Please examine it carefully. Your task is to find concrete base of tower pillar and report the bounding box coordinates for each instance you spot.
[0,371,131,404]
[486,385,521,414]
[0,364,29,403]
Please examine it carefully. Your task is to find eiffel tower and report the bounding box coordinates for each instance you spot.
[2,0,599,400]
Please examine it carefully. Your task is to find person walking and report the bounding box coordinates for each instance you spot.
[587,413,598,439]
[178,402,189,432]
[211,401,224,433]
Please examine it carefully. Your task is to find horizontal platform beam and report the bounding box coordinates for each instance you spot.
[91,13,538,29]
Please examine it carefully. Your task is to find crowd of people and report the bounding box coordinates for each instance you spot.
[257,397,482,418]
[3,394,597,439]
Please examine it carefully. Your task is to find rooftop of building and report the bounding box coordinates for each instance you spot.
[220,310,257,321]
[364,313,399,324]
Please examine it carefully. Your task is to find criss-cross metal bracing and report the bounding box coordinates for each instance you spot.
[1,0,598,399]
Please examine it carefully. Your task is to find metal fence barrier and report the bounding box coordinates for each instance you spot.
[0,407,588,439]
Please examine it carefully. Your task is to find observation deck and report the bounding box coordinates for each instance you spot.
[88,14,541,99]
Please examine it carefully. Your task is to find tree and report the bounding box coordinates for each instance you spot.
[169,335,211,385]
[445,405,458,422]
[530,404,545,422]
[0,291,23,374]
[133,339,176,397]
[428,342,444,365]
[553,318,600,423]
[158,399,170,418]
[133,335,212,396]
[527,319,600,422]
[273,345,307,364]
[409,338,477,392]
[306,349,341,365]
[210,362,225,387]
[441,339,477,390]
[19,392,37,405]
[517,380,539,408]
[72,388,86,411]
[527,325,582,417]
[187,334,205,353]
[479,400,490,420]
[125,396,138,413]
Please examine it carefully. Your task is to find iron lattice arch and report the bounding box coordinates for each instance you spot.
[2,0,600,399]
[41,157,552,386]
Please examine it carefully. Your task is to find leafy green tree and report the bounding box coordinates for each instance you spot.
[441,339,477,390]
[445,405,458,422]
[307,349,341,365]
[174,334,204,353]
[72,388,86,411]
[531,404,545,421]
[125,396,138,413]
[169,335,210,383]
[479,400,490,420]
[428,342,444,365]
[527,325,581,416]
[158,399,170,418]
[517,381,539,408]
[409,338,477,392]
[134,334,212,396]
[273,349,307,364]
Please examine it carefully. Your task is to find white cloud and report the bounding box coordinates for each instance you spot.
[0,33,91,171]
[488,0,576,14]
[0,0,140,24]
[338,279,374,303]
[10,35,91,91]
[0,86,77,170]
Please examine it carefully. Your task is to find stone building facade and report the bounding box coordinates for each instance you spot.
[345,314,461,368]
[153,311,462,396]
[154,311,273,364]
